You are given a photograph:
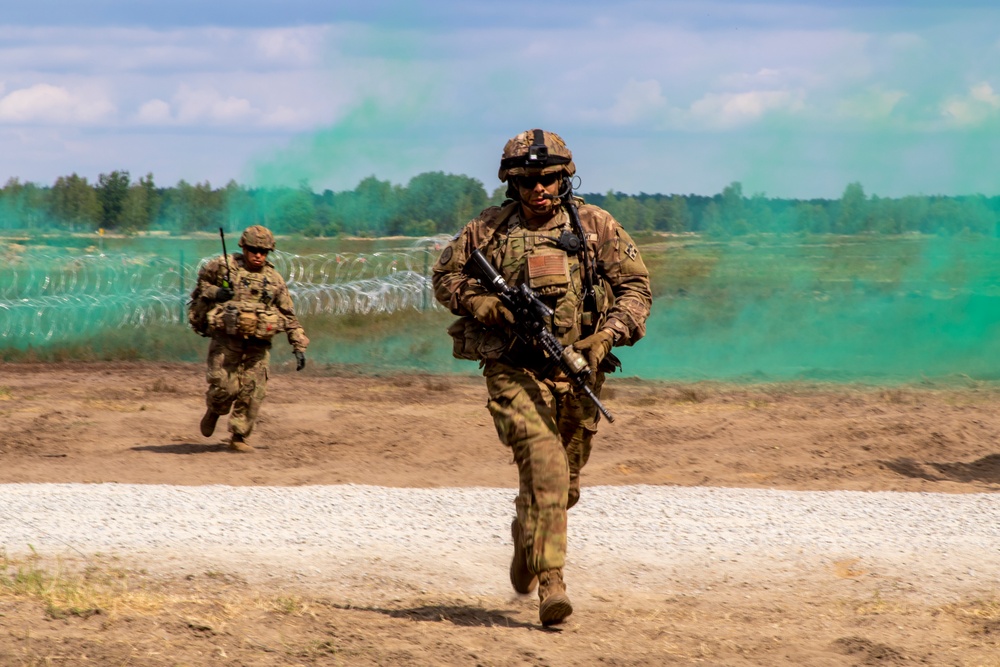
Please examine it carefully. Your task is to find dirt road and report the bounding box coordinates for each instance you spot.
[2,362,1000,665]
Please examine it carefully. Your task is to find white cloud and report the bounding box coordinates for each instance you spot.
[0,25,336,132]
[254,28,323,65]
[131,85,314,128]
[0,25,331,73]
[942,82,1000,126]
[688,89,805,128]
[135,98,172,124]
[971,83,1000,105]
[0,83,115,124]
[717,67,819,90]
[173,86,255,123]
[260,106,304,127]
[606,79,668,125]
[836,87,907,121]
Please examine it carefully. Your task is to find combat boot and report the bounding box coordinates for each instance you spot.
[200,409,220,437]
[537,568,572,626]
[228,433,254,453]
[510,518,537,594]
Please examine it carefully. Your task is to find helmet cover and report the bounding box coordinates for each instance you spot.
[239,225,276,250]
[498,129,576,182]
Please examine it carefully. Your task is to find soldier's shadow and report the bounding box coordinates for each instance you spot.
[880,454,1000,485]
[326,602,538,630]
[131,443,228,455]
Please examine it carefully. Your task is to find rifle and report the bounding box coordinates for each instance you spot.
[465,248,614,423]
[218,227,233,290]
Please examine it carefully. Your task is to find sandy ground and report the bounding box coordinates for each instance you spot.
[2,361,1000,666]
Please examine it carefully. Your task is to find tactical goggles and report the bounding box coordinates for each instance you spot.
[515,173,562,189]
[244,246,271,255]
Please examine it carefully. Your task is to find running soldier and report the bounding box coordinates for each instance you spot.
[432,129,652,625]
[190,225,309,452]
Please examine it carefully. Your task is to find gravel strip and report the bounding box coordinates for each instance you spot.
[2,483,998,602]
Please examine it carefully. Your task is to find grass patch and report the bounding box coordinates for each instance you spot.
[850,589,908,615]
[0,549,158,620]
[0,549,328,625]
[879,389,911,404]
[674,387,707,403]
[272,595,307,615]
[147,377,181,393]
[942,597,1000,624]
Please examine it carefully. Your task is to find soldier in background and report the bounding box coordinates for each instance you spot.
[190,225,309,452]
[432,130,652,625]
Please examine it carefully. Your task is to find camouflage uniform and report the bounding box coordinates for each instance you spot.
[195,251,309,440]
[433,195,652,575]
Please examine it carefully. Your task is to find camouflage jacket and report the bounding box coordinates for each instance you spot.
[432,200,651,361]
[196,253,309,352]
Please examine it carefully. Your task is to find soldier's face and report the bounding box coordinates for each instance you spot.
[515,172,561,218]
[243,246,269,271]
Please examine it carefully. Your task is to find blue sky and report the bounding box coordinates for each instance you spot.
[1,1,998,198]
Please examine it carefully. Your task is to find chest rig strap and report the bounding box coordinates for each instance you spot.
[559,186,598,334]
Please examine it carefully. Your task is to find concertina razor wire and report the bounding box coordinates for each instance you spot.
[0,237,449,344]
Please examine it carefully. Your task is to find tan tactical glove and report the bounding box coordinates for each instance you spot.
[573,328,616,371]
[468,295,515,328]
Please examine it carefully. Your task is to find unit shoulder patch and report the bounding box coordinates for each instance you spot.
[438,246,454,265]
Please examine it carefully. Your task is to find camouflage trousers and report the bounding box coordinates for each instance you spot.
[205,336,270,438]
[484,360,604,574]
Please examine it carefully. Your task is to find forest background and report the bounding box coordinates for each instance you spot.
[3,170,1000,239]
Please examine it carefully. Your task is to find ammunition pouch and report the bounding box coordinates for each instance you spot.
[208,302,286,341]
[254,309,283,339]
[447,316,510,362]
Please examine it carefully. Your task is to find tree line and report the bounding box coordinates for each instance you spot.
[2,171,999,238]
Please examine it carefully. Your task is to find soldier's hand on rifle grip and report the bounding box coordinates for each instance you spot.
[294,351,306,371]
[468,294,515,329]
[214,286,234,302]
[573,328,616,372]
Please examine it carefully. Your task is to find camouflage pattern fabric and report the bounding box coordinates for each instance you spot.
[486,361,603,573]
[205,337,269,437]
[195,252,309,438]
[239,224,276,250]
[433,199,651,576]
[498,129,576,182]
[196,253,309,352]
[433,201,651,349]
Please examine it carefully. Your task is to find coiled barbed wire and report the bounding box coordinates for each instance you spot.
[0,237,450,344]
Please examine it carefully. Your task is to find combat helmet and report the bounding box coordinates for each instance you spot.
[239,225,276,250]
[498,129,576,183]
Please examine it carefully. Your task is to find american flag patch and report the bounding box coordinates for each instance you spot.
[527,254,568,277]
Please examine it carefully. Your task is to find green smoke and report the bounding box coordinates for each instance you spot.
[7,231,1000,383]
[247,86,440,192]
[619,234,1000,382]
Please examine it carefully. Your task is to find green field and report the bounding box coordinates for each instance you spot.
[4,231,1000,382]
